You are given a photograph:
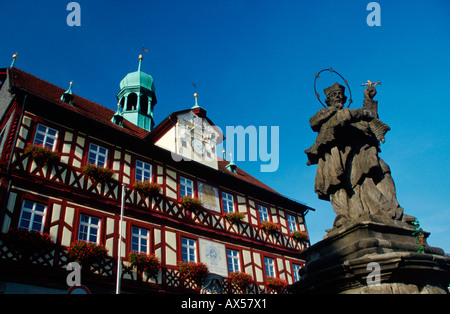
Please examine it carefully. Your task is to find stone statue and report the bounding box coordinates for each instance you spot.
[305,81,408,228]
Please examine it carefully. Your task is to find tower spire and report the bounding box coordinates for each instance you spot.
[138,54,143,72]
[10,52,18,68]
[192,92,200,109]
[61,81,74,105]
[117,54,157,131]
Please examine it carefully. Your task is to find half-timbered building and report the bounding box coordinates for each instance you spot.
[0,56,313,294]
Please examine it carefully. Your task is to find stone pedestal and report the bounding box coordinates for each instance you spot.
[290,218,450,294]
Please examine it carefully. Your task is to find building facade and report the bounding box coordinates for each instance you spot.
[0,57,313,294]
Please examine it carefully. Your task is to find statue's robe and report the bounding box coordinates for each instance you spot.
[305,104,403,227]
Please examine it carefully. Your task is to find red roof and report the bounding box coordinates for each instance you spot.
[217,159,281,195]
[4,67,305,209]
[7,67,148,139]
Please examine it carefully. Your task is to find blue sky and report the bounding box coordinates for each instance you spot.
[1,0,449,252]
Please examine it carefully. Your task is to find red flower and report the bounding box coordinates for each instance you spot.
[82,164,115,184]
[260,221,280,233]
[290,230,309,242]
[229,271,253,290]
[176,261,209,284]
[24,143,60,167]
[178,196,203,212]
[266,277,287,293]
[68,240,108,264]
[133,181,161,197]
[129,251,161,278]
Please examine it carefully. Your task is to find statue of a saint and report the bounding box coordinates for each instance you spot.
[305,82,408,228]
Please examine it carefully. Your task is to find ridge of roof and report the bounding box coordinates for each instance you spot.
[217,159,281,196]
[7,67,148,138]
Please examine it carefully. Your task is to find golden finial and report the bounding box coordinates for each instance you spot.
[10,52,18,68]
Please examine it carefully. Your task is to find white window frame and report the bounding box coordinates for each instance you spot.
[181,237,196,263]
[131,226,149,253]
[264,257,275,278]
[18,200,47,233]
[222,192,234,214]
[293,263,302,282]
[227,249,240,274]
[78,214,100,244]
[180,176,194,198]
[287,214,298,234]
[87,143,108,167]
[258,205,269,223]
[135,160,152,182]
[33,123,58,151]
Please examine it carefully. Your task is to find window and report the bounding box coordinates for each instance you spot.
[293,264,302,282]
[87,143,108,167]
[18,200,46,232]
[33,124,58,151]
[227,249,240,274]
[136,160,152,182]
[287,214,298,234]
[180,177,193,198]
[297,215,306,231]
[258,205,269,223]
[181,237,196,263]
[78,214,100,243]
[222,192,234,214]
[131,226,149,253]
[264,257,275,278]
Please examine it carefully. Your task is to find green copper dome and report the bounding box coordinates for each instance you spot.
[119,55,155,92]
[115,54,157,132]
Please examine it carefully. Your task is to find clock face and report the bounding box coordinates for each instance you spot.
[191,138,205,154]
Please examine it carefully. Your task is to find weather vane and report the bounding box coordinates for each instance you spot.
[314,68,353,108]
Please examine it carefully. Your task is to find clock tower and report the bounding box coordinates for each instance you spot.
[147,93,223,170]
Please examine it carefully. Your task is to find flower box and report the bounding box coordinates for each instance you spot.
[82,164,115,184]
[266,277,288,293]
[223,212,246,224]
[25,143,60,167]
[291,230,309,242]
[129,251,161,278]
[260,220,280,234]
[176,261,209,284]
[229,271,253,291]
[178,196,203,212]
[1,227,56,256]
[68,241,108,264]
[134,181,161,198]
